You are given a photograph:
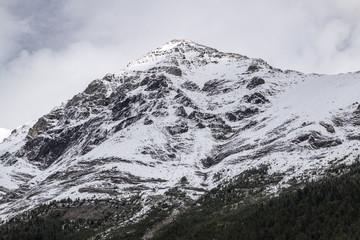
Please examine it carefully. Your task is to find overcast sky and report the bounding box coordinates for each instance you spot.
[0,0,359,129]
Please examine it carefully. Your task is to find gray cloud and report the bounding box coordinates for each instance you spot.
[0,0,359,129]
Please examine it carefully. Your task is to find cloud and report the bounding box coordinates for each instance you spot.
[0,3,29,65]
[0,0,359,128]
[0,41,136,128]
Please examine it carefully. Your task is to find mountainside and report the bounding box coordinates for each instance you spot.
[0,40,360,237]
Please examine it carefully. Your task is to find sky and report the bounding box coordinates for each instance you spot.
[0,0,359,130]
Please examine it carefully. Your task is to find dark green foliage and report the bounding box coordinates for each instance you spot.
[0,196,142,240]
[153,161,360,240]
[105,188,186,239]
[106,202,178,240]
[0,191,182,240]
[0,214,96,240]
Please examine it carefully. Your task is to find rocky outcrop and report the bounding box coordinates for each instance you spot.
[175,106,188,117]
[181,81,200,91]
[352,104,360,125]
[293,131,342,149]
[145,75,169,91]
[245,92,269,104]
[226,107,259,122]
[246,64,260,73]
[28,117,53,138]
[166,122,189,135]
[202,79,231,95]
[246,77,265,89]
[319,121,335,133]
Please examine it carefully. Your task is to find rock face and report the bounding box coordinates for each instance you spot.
[1,39,360,223]
[246,77,265,89]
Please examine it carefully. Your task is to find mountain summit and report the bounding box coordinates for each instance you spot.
[0,40,360,237]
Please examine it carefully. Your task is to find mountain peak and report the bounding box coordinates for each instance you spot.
[3,40,360,236]
[158,39,217,52]
[158,39,197,50]
[126,39,244,71]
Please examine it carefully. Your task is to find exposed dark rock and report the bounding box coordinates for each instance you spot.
[225,113,237,122]
[206,143,258,168]
[173,90,196,108]
[24,124,83,167]
[246,77,265,89]
[201,157,216,168]
[181,81,200,91]
[140,77,150,86]
[196,122,206,129]
[112,94,144,120]
[166,67,182,76]
[147,66,182,76]
[175,106,188,117]
[241,120,258,130]
[208,118,232,140]
[102,74,115,82]
[319,121,335,133]
[245,92,269,104]
[226,107,259,121]
[144,117,154,125]
[347,134,360,141]
[352,105,360,125]
[114,114,143,133]
[152,110,169,117]
[246,64,260,73]
[332,117,345,127]
[28,117,53,138]
[293,131,342,149]
[310,137,342,149]
[166,122,189,135]
[148,89,170,99]
[114,81,140,95]
[84,80,106,95]
[202,79,229,95]
[81,128,108,155]
[65,94,83,107]
[251,143,288,160]
[188,111,216,121]
[112,98,131,112]
[46,109,63,120]
[145,75,169,91]
[355,104,360,113]
[168,153,176,158]
[238,108,259,117]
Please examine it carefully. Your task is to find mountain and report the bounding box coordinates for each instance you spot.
[0,39,360,238]
[0,129,11,143]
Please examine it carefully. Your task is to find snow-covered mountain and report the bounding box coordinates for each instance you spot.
[0,39,360,221]
[0,129,11,143]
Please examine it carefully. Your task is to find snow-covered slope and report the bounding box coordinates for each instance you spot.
[0,40,360,220]
[0,128,11,143]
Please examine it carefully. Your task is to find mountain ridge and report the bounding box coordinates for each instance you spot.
[0,40,359,231]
